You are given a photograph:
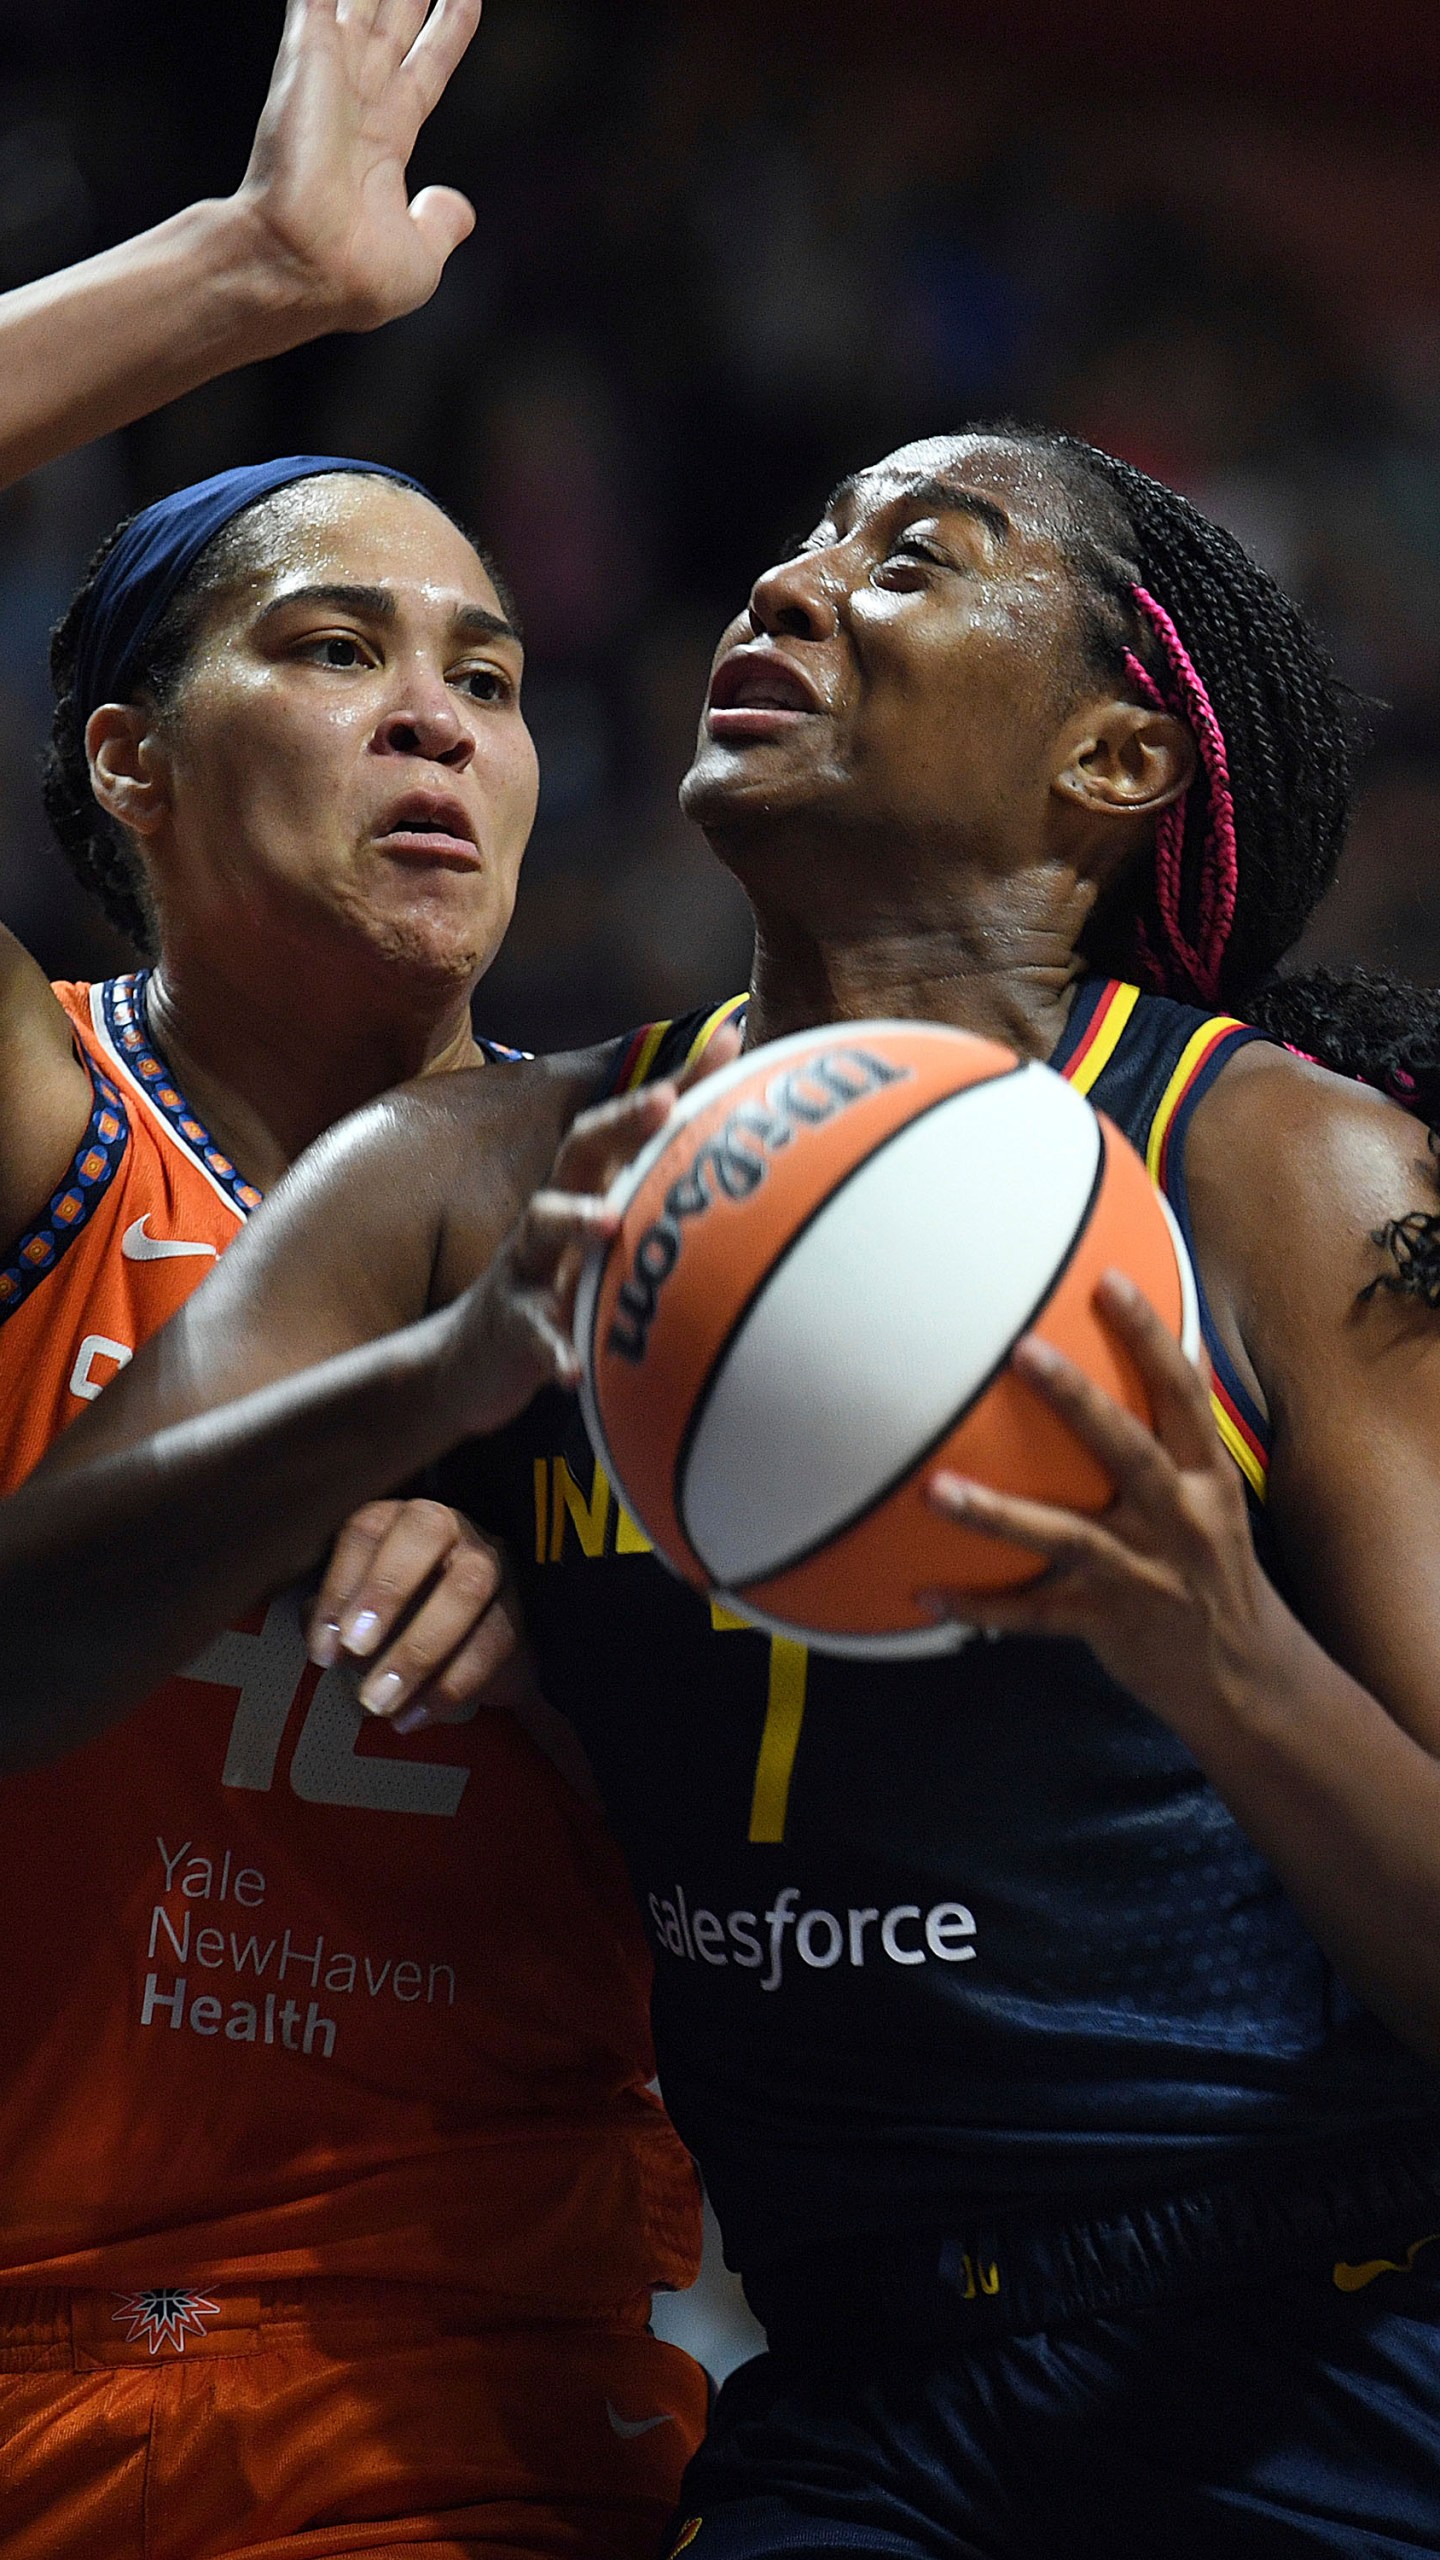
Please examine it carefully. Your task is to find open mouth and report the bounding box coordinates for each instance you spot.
[373,794,482,866]
[706,647,823,740]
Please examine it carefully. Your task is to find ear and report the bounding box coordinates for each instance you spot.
[85,702,171,840]
[1051,700,1196,827]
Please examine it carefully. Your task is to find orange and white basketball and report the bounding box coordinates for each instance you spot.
[576,1021,1198,1658]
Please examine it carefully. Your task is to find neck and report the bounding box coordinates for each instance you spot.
[143,944,483,1190]
[742,895,1088,1065]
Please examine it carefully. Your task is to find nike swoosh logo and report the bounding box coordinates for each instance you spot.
[1333,2230,1440,2292]
[122,1216,219,1264]
[605,2400,675,2439]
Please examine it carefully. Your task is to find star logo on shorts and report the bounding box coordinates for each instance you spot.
[111,2287,222,2354]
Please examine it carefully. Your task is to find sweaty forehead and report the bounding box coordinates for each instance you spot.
[226,476,498,612]
[828,436,1071,553]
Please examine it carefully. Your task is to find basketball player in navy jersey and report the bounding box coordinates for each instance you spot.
[12,427,1440,2553]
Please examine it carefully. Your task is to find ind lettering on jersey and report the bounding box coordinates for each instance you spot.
[607,1047,908,1364]
[535,1454,652,1563]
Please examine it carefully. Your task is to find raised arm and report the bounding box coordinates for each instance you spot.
[0,1060,666,1770]
[0,0,486,1236]
[0,0,482,489]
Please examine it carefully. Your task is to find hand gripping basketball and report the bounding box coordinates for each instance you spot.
[923,1275,1281,1745]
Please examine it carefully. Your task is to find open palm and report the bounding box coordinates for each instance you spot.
[238,0,483,331]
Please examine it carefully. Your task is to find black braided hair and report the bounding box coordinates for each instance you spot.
[989,426,1354,1004]
[42,476,516,960]
[993,425,1440,1302]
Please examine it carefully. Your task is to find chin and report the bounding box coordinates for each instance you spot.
[679,745,840,844]
[350,892,510,993]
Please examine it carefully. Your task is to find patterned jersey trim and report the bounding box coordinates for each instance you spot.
[100,975,264,1217]
[0,1053,129,1325]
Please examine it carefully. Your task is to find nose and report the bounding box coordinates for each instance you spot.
[371,666,474,769]
[747,544,842,645]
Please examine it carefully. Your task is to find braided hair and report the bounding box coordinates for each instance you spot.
[43,477,513,961]
[999,426,1440,1301]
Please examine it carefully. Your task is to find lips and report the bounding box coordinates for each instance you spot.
[706,647,823,740]
[373,792,481,867]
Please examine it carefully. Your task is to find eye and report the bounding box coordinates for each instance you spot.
[454,664,513,705]
[301,631,373,669]
[889,535,947,569]
[871,533,952,594]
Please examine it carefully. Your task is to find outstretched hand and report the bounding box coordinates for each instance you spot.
[238,0,484,331]
[921,1274,1285,1742]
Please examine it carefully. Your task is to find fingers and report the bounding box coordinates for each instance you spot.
[1009,1332,1174,1510]
[548,1081,677,1199]
[406,182,477,265]
[311,1496,468,1669]
[508,1190,622,1287]
[308,1498,407,1665]
[403,0,485,115]
[927,1471,1119,1573]
[371,0,430,50]
[1094,1272,1219,1471]
[354,1541,515,1728]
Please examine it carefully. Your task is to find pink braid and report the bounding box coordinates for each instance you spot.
[1122,585,1240,1006]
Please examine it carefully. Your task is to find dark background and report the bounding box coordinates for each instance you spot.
[3,0,1440,1048]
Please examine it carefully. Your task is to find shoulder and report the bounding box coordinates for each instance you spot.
[269,1040,621,1309]
[1185,1039,1437,1401]
[0,931,94,1256]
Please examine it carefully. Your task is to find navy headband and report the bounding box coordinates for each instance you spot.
[72,454,434,727]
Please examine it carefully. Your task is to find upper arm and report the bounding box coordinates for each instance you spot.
[0,927,92,1256]
[1194,1051,1440,1752]
[34,1052,599,1475]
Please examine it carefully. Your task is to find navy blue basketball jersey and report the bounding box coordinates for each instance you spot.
[445,979,1438,2282]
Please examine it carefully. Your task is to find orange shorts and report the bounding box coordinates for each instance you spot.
[0,2281,708,2560]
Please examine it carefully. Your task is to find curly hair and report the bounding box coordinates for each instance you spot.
[42,476,515,960]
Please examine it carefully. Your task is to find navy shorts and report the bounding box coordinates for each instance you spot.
[670,2182,1440,2558]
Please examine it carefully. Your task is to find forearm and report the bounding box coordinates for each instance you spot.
[1182,1591,1440,2065]
[0,197,329,490]
[1,1302,467,1769]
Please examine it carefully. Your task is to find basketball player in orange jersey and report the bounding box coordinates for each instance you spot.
[17,428,1440,2550]
[0,5,706,2556]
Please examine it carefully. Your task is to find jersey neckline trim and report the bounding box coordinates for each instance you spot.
[0,1052,130,1326]
[93,974,263,1218]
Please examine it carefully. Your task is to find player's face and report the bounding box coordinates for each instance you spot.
[146,479,537,989]
[682,435,1090,884]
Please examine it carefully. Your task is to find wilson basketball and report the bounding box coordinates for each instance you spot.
[576,1021,1198,1658]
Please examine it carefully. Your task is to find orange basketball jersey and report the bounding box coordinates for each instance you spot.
[0,974,699,2305]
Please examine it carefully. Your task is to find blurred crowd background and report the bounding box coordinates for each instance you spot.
[3,0,1440,1046]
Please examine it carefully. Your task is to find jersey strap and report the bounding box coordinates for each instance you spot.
[609,993,748,1095]
[0,1051,129,1326]
[1056,977,1271,1503]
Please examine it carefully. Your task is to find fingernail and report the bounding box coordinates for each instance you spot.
[344,1608,382,1656]
[1101,1269,1139,1305]
[392,1702,431,1735]
[309,1619,341,1669]
[928,1472,972,1510]
[1017,1335,1061,1374]
[359,1668,405,1716]
[915,1589,951,1620]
